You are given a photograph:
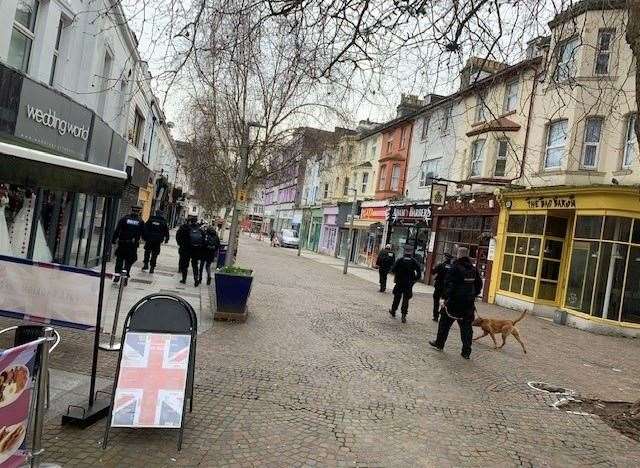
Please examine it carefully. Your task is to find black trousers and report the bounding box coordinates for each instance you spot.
[391,291,411,315]
[435,313,474,357]
[199,259,213,281]
[114,243,137,277]
[433,289,443,320]
[143,241,162,269]
[179,253,199,282]
[379,269,389,291]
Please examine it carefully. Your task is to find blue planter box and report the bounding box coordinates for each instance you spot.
[214,270,253,317]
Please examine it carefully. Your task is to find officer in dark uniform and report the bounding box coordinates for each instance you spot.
[389,245,422,323]
[429,247,483,359]
[176,215,203,285]
[431,252,453,321]
[375,244,396,292]
[112,205,145,283]
[142,210,170,273]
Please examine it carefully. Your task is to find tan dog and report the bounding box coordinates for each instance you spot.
[472,311,527,353]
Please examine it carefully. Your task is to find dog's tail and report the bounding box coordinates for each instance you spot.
[513,311,527,324]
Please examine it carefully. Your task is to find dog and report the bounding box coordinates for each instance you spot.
[472,311,527,354]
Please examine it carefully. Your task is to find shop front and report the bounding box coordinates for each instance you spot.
[489,186,640,337]
[301,207,323,252]
[336,202,360,261]
[0,63,127,268]
[352,200,388,267]
[386,202,432,278]
[319,205,338,256]
[426,193,499,297]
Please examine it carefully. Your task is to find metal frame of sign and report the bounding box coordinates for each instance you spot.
[430,183,448,206]
[103,293,198,451]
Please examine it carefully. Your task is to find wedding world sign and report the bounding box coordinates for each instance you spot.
[0,255,100,330]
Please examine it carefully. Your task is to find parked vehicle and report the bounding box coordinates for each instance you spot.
[278,229,299,248]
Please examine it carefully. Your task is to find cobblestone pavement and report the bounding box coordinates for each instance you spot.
[6,234,640,467]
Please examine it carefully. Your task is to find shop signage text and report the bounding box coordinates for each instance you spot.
[391,205,432,220]
[361,207,387,220]
[525,196,576,209]
[25,105,89,140]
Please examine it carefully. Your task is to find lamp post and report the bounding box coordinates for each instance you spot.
[226,120,265,266]
[343,187,358,274]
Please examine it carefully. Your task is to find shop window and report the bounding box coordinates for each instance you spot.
[575,215,603,239]
[8,0,38,73]
[603,216,631,242]
[507,215,525,233]
[1,184,35,259]
[592,243,627,320]
[566,241,600,314]
[545,216,567,238]
[40,189,74,264]
[621,247,640,323]
[633,219,640,244]
[525,215,545,235]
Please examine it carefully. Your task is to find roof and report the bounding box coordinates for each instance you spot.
[548,0,626,28]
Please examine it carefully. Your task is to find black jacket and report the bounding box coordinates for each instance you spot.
[376,248,396,272]
[445,257,483,319]
[201,230,221,261]
[112,214,144,245]
[391,255,422,291]
[144,215,170,243]
[176,222,202,252]
[431,259,452,291]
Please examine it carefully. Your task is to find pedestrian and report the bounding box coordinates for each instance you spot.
[431,252,454,321]
[176,215,204,286]
[199,225,221,285]
[375,244,396,292]
[429,247,483,359]
[111,205,145,284]
[388,245,422,323]
[142,209,170,274]
[270,229,277,247]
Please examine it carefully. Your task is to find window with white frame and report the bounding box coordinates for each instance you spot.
[470,140,485,177]
[419,158,441,187]
[49,18,68,85]
[378,165,387,189]
[494,140,509,177]
[390,164,401,191]
[554,37,579,82]
[8,0,39,73]
[474,91,487,122]
[581,117,603,169]
[361,172,369,193]
[623,114,637,168]
[420,115,430,140]
[544,119,568,169]
[503,79,519,113]
[441,104,452,135]
[595,29,614,75]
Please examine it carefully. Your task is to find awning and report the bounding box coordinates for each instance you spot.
[0,140,127,195]
[352,219,384,229]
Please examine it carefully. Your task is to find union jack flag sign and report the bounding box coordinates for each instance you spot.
[111,332,190,428]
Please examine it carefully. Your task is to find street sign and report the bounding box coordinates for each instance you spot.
[430,183,448,206]
[236,189,248,203]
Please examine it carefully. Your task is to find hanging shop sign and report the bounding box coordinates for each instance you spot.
[389,204,432,226]
[430,183,448,206]
[525,195,576,209]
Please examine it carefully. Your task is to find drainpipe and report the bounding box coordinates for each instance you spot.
[512,63,540,184]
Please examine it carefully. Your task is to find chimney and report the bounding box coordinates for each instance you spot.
[356,119,380,132]
[396,94,426,118]
[459,57,508,89]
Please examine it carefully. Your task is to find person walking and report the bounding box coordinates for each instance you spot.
[142,209,170,274]
[375,244,396,292]
[176,215,204,286]
[199,225,221,285]
[429,247,483,359]
[389,245,422,323]
[111,205,145,284]
[431,253,453,321]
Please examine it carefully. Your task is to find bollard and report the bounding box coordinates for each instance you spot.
[31,328,53,468]
[99,270,127,351]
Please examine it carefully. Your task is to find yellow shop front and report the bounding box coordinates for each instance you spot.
[489,186,640,337]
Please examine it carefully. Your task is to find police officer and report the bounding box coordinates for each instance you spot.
[112,205,145,284]
[431,252,453,321]
[142,209,170,274]
[375,244,396,292]
[176,215,204,285]
[199,225,221,285]
[429,247,483,359]
[389,245,422,323]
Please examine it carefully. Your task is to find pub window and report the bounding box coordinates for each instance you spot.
[8,0,39,73]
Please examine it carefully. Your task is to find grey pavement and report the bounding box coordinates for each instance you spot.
[1,233,640,466]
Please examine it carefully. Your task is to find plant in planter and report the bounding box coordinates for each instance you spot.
[213,265,253,322]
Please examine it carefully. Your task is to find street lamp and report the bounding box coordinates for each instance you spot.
[343,187,358,275]
[226,120,266,266]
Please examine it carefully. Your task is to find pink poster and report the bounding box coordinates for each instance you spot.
[112,333,190,429]
[0,340,41,467]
